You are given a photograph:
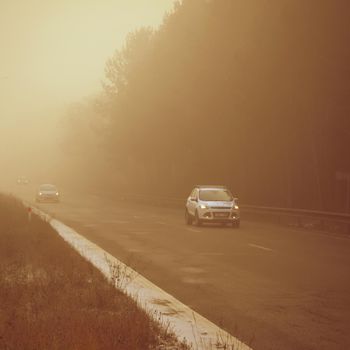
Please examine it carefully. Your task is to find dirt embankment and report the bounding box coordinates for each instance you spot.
[0,194,185,350]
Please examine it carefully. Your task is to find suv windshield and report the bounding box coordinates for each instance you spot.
[40,185,57,191]
[199,189,233,201]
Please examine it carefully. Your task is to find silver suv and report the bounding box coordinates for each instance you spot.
[185,185,240,228]
[36,184,60,203]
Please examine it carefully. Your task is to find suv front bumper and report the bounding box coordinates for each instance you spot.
[198,209,240,222]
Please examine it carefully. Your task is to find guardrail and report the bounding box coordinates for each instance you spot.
[117,193,350,235]
[240,205,350,235]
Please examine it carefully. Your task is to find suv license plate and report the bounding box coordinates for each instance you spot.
[215,213,229,217]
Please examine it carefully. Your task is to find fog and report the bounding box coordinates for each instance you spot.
[0,0,174,185]
[1,0,349,212]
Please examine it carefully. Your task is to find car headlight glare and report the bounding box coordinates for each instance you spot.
[199,204,208,209]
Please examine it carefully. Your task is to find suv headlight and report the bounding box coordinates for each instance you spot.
[199,204,209,209]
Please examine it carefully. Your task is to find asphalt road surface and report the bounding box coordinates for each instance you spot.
[5,184,350,350]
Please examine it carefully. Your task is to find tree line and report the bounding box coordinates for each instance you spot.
[61,0,350,212]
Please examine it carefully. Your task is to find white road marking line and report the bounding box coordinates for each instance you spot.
[182,277,207,284]
[180,267,205,274]
[249,243,273,252]
[127,248,143,253]
[186,228,202,233]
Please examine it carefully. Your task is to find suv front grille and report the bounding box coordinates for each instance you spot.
[210,206,232,210]
[213,212,230,218]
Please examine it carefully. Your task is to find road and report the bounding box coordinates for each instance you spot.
[6,184,350,350]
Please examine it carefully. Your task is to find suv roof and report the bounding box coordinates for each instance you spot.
[39,184,57,189]
[195,185,228,189]
[195,185,226,188]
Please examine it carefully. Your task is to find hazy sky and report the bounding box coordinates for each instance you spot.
[0,0,174,118]
[0,0,174,177]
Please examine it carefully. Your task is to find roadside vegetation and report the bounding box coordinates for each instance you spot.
[0,193,185,350]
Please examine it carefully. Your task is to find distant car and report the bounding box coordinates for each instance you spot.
[17,176,29,185]
[36,184,60,203]
[185,185,240,228]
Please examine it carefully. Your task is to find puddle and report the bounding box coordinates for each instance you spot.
[151,299,183,316]
[152,298,171,306]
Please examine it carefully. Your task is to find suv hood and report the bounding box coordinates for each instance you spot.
[202,201,233,208]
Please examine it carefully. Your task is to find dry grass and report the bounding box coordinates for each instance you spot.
[0,193,185,350]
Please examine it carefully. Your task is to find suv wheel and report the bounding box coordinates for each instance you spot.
[185,209,193,225]
[232,220,240,228]
[194,211,202,227]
